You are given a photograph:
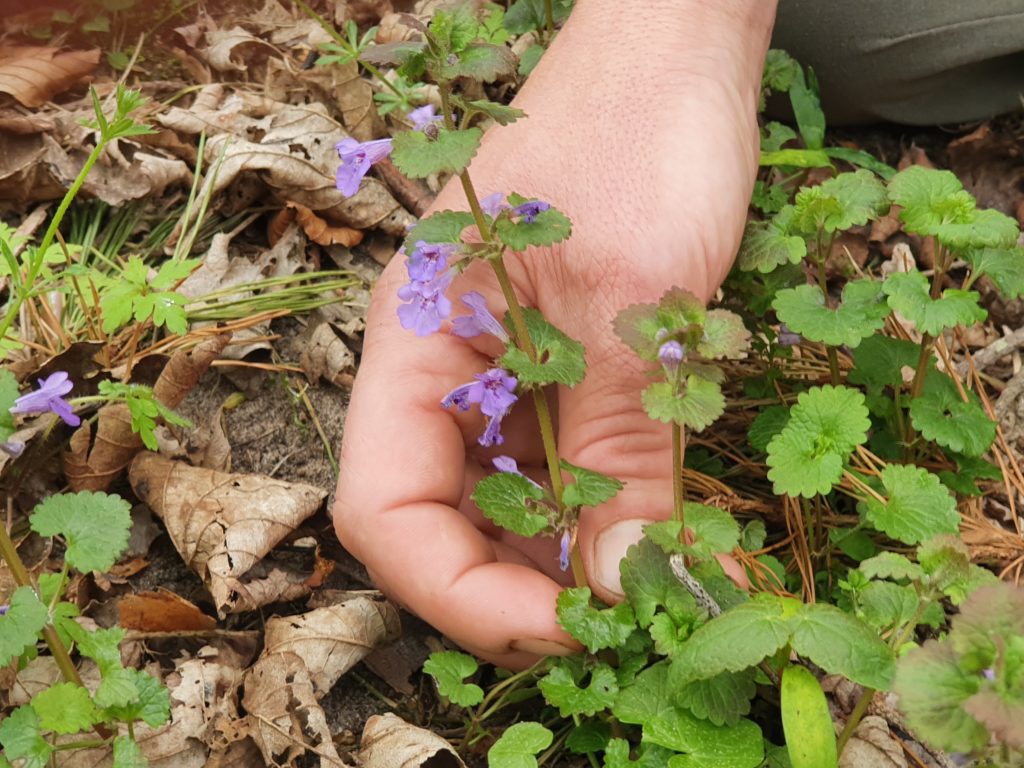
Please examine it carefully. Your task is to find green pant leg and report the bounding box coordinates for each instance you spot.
[772,0,1024,125]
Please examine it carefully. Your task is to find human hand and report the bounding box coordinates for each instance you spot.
[333,1,777,668]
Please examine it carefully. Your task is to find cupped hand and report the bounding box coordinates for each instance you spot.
[333,2,776,667]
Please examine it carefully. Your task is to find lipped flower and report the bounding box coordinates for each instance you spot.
[441,368,518,447]
[10,371,79,427]
[777,323,801,347]
[559,530,572,572]
[513,200,550,224]
[407,241,457,282]
[658,340,685,372]
[451,292,509,343]
[492,455,542,489]
[397,269,454,337]
[480,192,510,219]
[335,137,393,197]
[408,104,441,132]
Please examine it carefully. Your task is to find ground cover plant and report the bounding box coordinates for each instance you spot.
[1,2,1024,768]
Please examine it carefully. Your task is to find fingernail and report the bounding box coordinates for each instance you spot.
[593,518,653,598]
[510,638,576,657]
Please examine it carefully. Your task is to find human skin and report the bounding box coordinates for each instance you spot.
[333,0,778,669]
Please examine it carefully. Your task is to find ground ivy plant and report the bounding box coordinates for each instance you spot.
[329,10,1016,766]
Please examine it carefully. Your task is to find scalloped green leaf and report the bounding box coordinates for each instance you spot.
[471,471,548,537]
[488,722,554,768]
[883,270,986,335]
[29,491,131,573]
[0,368,19,441]
[766,385,870,498]
[671,595,798,682]
[892,640,987,752]
[791,169,889,234]
[112,736,147,768]
[748,405,790,453]
[538,662,619,717]
[697,310,751,359]
[736,215,806,273]
[0,706,52,768]
[440,43,517,81]
[908,370,996,457]
[773,279,889,348]
[560,459,622,509]
[859,552,924,582]
[849,334,921,393]
[671,668,757,727]
[620,536,700,629]
[391,126,482,178]
[857,581,920,632]
[556,587,636,653]
[100,669,170,728]
[887,165,1019,250]
[964,246,1024,299]
[791,603,896,689]
[465,99,526,126]
[686,504,741,558]
[565,720,610,755]
[423,650,484,707]
[404,210,475,248]
[500,308,585,387]
[32,683,99,735]
[864,463,959,545]
[0,586,48,666]
[494,201,572,251]
[642,377,725,432]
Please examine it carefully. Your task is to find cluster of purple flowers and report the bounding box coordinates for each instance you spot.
[442,368,518,447]
[479,193,550,224]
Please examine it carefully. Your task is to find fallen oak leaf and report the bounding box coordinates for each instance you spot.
[118,590,217,633]
[128,453,327,617]
[0,46,100,107]
[287,201,364,247]
[358,713,465,768]
[262,598,401,697]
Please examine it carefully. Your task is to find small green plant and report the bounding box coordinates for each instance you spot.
[893,581,1024,765]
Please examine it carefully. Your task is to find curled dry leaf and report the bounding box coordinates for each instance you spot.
[288,201,363,247]
[839,715,907,768]
[63,334,230,491]
[299,319,357,387]
[118,589,218,632]
[242,652,349,767]
[358,713,465,768]
[0,46,100,107]
[128,453,327,616]
[262,598,401,697]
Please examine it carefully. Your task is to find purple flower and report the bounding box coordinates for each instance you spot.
[0,440,24,457]
[408,104,441,132]
[777,324,801,347]
[441,368,518,447]
[11,371,79,427]
[981,668,996,681]
[0,604,7,616]
[493,455,542,489]
[397,269,454,337]
[335,137,393,197]
[407,241,456,282]
[658,340,685,372]
[559,530,571,572]
[480,192,509,219]
[513,200,550,224]
[451,292,509,343]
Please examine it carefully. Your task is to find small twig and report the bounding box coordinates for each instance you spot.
[669,553,721,618]
[955,325,1024,377]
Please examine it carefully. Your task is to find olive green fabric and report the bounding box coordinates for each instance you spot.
[772,0,1024,125]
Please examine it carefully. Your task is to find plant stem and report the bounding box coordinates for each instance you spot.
[0,515,88,696]
[672,422,685,530]
[836,685,874,755]
[543,0,555,37]
[814,229,841,385]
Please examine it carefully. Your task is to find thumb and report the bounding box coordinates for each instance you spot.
[556,326,676,603]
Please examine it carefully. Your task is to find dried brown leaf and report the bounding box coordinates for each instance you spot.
[0,46,100,107]
[838,715,907,768]
[119,590,218,632]
[358,713,465,768]
[288,201,364,247]
[154,334,232,409]
[299,320,356,387]
[263,598,400,697]
[128,453,327,616]
[242,652,349,767]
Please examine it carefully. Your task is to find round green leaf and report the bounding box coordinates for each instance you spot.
[30,491,131,573]
[773,279,889,348]
[865,464,959,545]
